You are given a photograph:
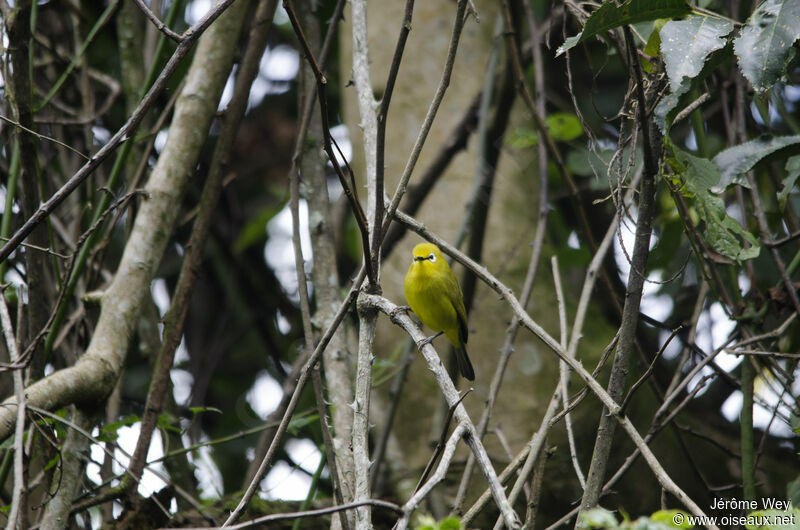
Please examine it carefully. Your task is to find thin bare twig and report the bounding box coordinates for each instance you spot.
[1,288,24,530]
[131,0,182,42]
[0,237,69,259]
[579,25,663,512]
[466,334,618,525]
[369,341,414,492]
[416,391,471,494]
[620,325,683,414]
[395,422,470,530]
[222,270,366,526]
[283,0,375,285]
[552,256,585,490]
[488,389,562,530]
[174,500,403,530]
[380,0,469,238]
[0,114,89,159]
[372,0,415,274]
[392,211,715,528]
[0,0,240,264]
[125,0,281,499]
[365,293,522,529]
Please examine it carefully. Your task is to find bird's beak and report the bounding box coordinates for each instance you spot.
[413,256,428,262]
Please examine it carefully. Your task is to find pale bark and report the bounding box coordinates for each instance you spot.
[0,0,250,442]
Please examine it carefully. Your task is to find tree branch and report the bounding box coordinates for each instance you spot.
[391,211,715,528]
[0,0,241,264]
[0,0,250,442]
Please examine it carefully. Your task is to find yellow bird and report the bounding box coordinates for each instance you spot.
[404,242,474,381]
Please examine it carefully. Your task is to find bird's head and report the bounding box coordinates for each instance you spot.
[410,242,445,269]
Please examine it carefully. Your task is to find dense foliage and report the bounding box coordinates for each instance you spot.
[0,0,798,528]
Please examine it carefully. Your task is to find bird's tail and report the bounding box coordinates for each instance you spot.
[456,347,475,381]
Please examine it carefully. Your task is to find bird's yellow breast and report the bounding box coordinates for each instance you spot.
[403,243,464,347]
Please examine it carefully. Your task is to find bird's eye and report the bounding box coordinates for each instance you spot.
[428,253,436,262]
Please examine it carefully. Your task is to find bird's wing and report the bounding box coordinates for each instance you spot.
[443,273,469,346]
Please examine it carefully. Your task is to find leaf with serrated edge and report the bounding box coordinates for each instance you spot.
[558,0,690,55]
[714,134,800,188]
[673,146,761,261]
[661,15,733,92]
[734,0,800,91]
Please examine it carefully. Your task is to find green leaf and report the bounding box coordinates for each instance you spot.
[99,414,140,443]
[643,19,667,73]
[546,113,584,141]
[650,510,693,528]
[157,413,183,434]
[706,210,761,261]
[671,146,761,261]
[661,15,733,92]
[44,453,61,472]
[677,146,720,193]
[189,406,223,416]
[578,507,620,528]
[437,516,463,530]
[734,0,800,91]
[656,42,732,134]
[778,155,800,208]
[713,134,800,188]
[287,413,319,436]
[557,0,691,55]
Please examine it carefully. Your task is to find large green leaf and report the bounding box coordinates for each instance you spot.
[734,0,800,91]
[671,146,761,262]
[714,134,800,188]
[557,0,691,55]
[661,15,733,92]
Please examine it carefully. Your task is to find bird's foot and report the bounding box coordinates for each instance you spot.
[418,331,444,348]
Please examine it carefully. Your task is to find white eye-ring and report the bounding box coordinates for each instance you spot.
[428,253,436,262]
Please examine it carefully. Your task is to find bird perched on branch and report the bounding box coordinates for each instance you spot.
[403,242,474,381]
